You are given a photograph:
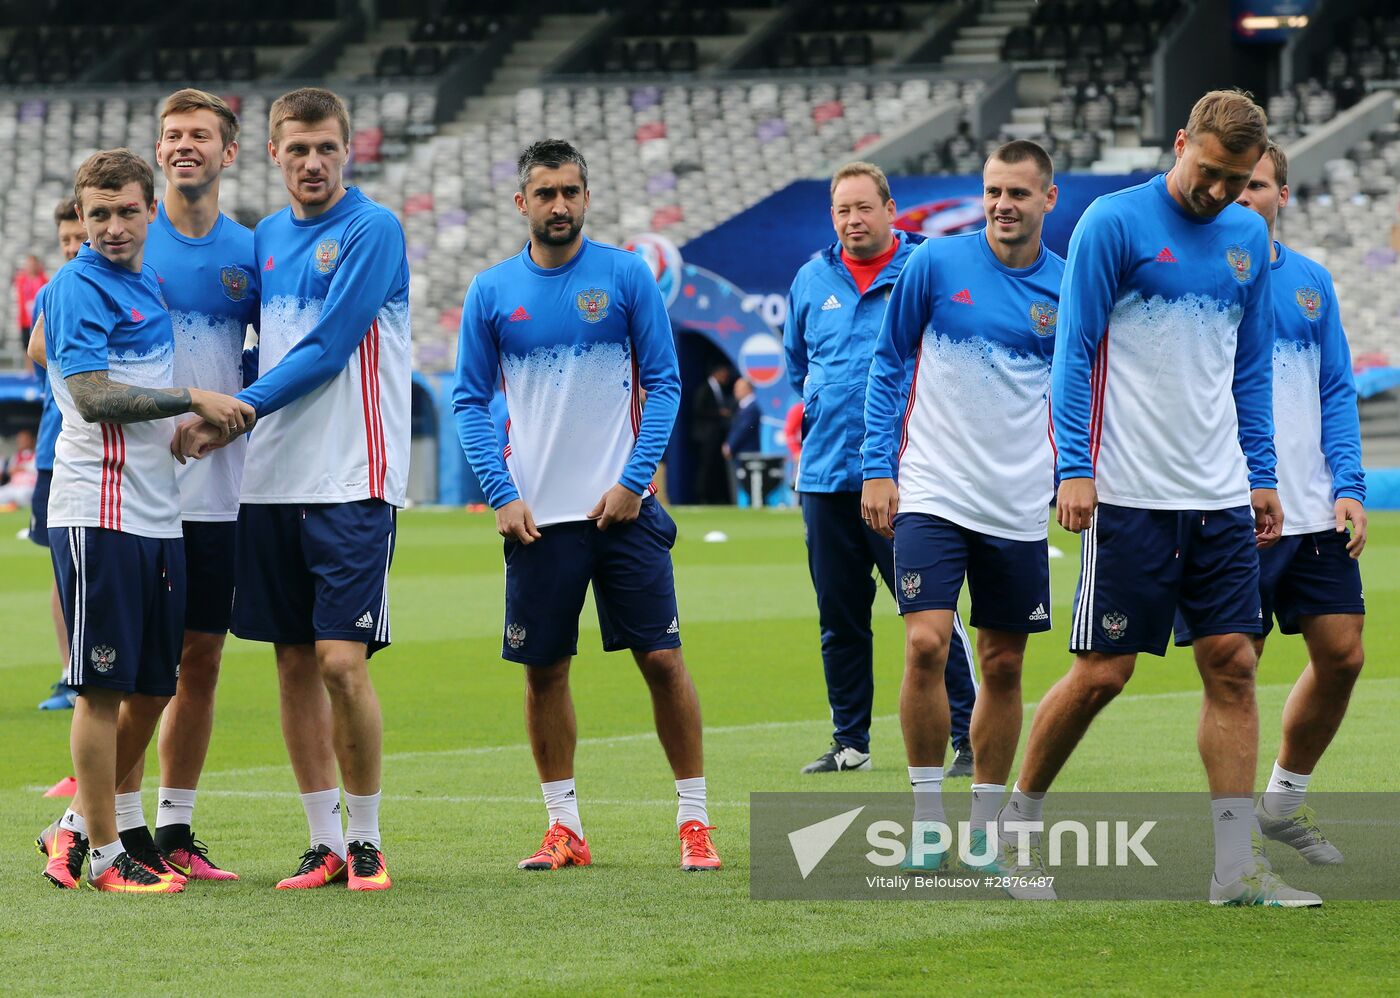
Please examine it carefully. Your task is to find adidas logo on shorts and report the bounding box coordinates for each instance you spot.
[1028,603,1049,621]
[356,612,374,629]
[819,294,841,311]
[666,617,680,634]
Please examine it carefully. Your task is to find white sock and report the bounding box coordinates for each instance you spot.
[300,788,345,855]
[1212,797,1254,883]
[115,791,146,833]
[676,777,708,828]
[1262,763,1310,819]
[1000,783,1045,843]
[155,787,196,829]
[344,790,383,848]
[60,808,87,837]
[89,839,124,877]
[970,783,1006,834]
[542,778,582,839]
[909,766,945,825]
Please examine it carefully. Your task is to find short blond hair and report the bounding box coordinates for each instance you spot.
[830,161,891,204]
[268,87,350,146]
[1186,89,1269,156]
[1262,141,1288,189]
[160,88,239,147]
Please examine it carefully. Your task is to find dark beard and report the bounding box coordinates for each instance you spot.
[532,214,584,246]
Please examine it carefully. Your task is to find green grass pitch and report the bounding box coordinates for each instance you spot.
[0,507,1396,995]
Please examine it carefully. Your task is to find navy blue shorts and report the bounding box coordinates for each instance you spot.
[892,512,1051,632]
[1070,503,1261,657]
[29,469,51,547]
[49,526,185,696]
[502,497,681,665]
[1176,528,1364,643]
[183,520,236,635]
[232,500,396,656]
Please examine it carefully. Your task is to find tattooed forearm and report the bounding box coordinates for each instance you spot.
[66,370,192,424]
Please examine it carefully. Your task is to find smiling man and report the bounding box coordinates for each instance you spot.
[97,87,259,881]
[783,162,979,779]
[1003,90,1319,907]
[862,141,1062,874]
[177,87,410,892]
[1180,142,1366,867]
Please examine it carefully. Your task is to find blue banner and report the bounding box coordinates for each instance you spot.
[680,173,1153,302]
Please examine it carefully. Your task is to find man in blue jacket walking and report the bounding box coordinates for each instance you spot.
[784,162,978,775]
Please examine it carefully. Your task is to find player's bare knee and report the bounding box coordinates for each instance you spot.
[1200,646,1257,702]
[1074,655,1133,704]
[635,647,685,685]
[905,624,949,670]
[1320,643,1364,686]
[317,653,369,699]
[979,647,1024,689]
[524,659,570,694]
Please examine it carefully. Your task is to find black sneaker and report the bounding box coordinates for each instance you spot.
[801,741,872,774]
[120,826,184,883]
[946,741,973,779]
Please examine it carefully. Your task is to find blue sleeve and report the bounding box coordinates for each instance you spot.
[783,272,808,396]
[451,277,518,509]
[1051,200,1122,480]
[619,257,680,494]
[50,275,114,378]
[862,244,932,479]
[1317,274,1364,503]
[1231,236,1276,490]
[237,212,405,417]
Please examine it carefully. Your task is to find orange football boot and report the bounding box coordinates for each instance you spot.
[347,841,392,891]
[88,853,184,893]
[276,844,347,889]
[679,820,722,871]
[518,822,591,870]
[38,820,88,889]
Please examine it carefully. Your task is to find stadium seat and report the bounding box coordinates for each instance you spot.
[409,46,441,77]
[805,35,838,70]
[663,39,698,73]
[1039,25,1071,60]
[838,34,872,68]
[631,39,663,73]
[377,46,409,77]
[1003,27,1036,62]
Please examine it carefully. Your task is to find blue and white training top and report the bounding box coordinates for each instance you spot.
[145,205,258,522]
[32,282,60,472]
[453,236,681,527]
[1051,173,1276,510]
[239,187,412,507]
[1269,241,1365,534]
[863,231,1064,541]
[43,245,181,538]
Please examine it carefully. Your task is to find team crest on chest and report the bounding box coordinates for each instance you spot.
[1295,286,1322,321]
[314,239,340,274]
[900,572,922,600]
[1225,245,1252,283]
[576,288,610,323]
[220,265,250,302]
[1029,301,1058,337]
